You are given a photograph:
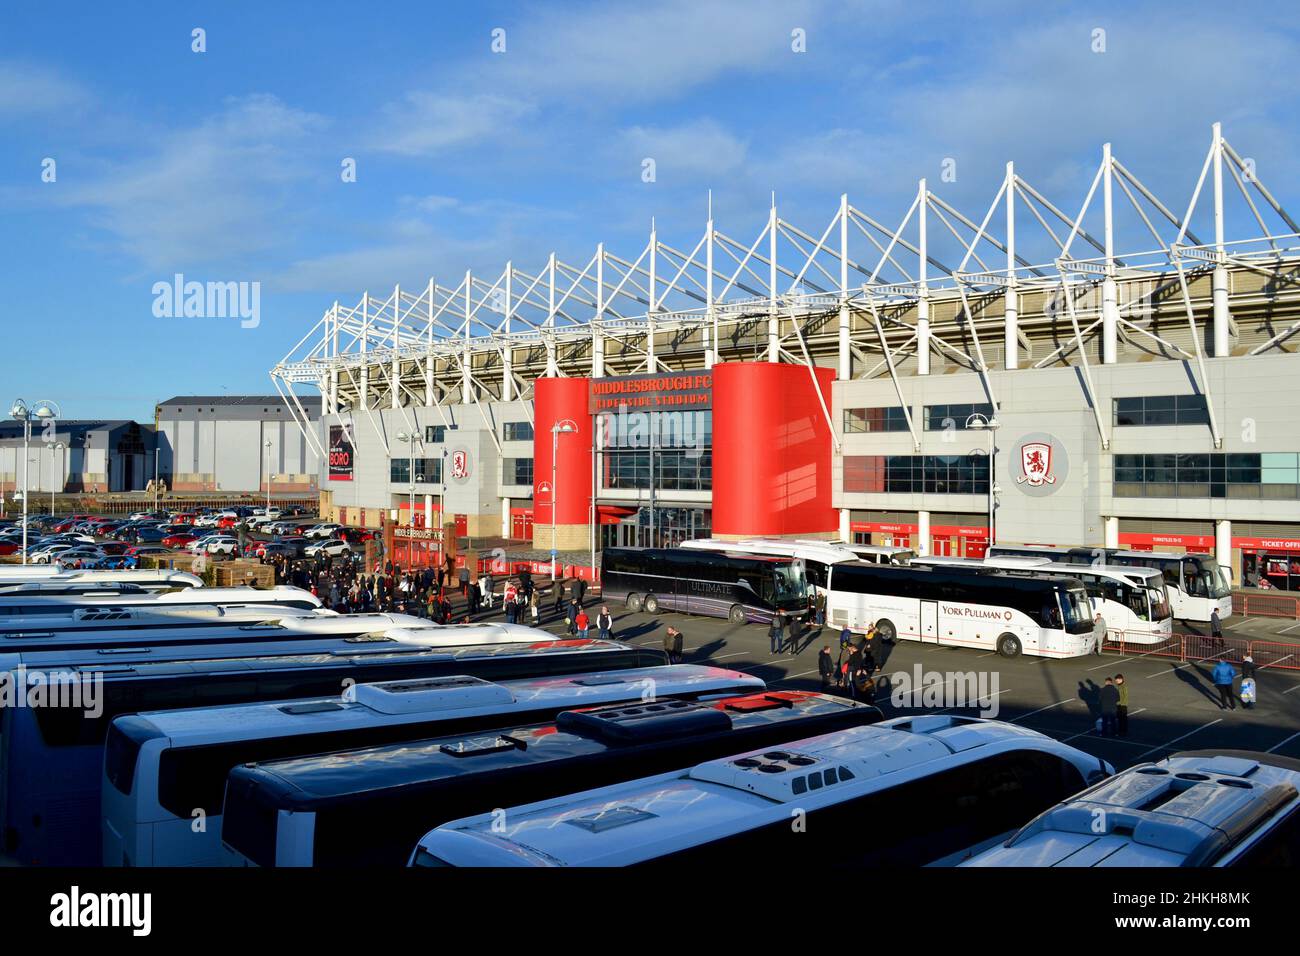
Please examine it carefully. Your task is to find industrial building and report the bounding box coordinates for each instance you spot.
[271,124,1300,589]
[154,395,322,495]
[0,420,153,497]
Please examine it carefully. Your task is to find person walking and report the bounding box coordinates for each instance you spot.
[818,645,835,691]
[479,574,492,610]
[1212,657,1237,711]
[1115,674,1129,736]
[814,590,826,627]
[566,598,580,636]
[596,606,613,642]
[1210,607,1224,647]
[529,587,540,624]
[1240,655,1258,708]
[553,577,566,615]
[1099,677,1120,736]
[769,610,786,655]
[846,642,864,701]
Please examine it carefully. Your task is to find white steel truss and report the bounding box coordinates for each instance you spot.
[273,123,1300,456]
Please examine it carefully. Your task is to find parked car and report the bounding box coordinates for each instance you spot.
[303,523,343,540]
[340,527,380,545]
[258,539,307,560]
[97,541,131,556]
[53,546,108,567]
[125,544,171,558]
[304,538,351,558]
[162,532,199,549]
[201,536,240,556]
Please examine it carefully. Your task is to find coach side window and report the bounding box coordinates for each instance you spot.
[1228,806,1300,867]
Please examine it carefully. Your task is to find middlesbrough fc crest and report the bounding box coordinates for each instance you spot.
[1017,441,1056,486]
[450,449,470,480]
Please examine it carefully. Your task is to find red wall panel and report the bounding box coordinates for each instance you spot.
[712,362,837,537]
[533,377,593,526]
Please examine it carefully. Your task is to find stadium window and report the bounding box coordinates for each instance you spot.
[844,407,909,434]
[1113,394,1209,426]
[922,403,995,431]
[503,421,534,442]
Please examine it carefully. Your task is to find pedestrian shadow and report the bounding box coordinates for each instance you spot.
[613,620,661,641]
[691,637,728,660]
[1177,662,1226,708]
[1077,678,1102,718]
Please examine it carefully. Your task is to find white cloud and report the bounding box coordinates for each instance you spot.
[617,119,748,180]
[52,94,329,272]
[375,91,534,157]
[0,60,92,119]
[485,0,824,103]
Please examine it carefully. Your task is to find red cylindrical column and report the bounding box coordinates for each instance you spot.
[533,377,593,529]
[712,362,837,537]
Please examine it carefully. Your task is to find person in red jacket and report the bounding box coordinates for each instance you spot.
[575,607,590,639]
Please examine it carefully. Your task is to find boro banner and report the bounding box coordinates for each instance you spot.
[328,424,355,481]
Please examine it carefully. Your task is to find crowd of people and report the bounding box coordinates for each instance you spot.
[259,550,608,634]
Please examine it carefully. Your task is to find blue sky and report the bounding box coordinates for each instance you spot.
[3,0,1299,421]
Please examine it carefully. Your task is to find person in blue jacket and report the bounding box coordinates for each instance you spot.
[1211,658,1237,711]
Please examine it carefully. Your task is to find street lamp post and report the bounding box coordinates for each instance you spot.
[10,398,59,564]
[51,441,65,516]
[550,420,578,584]
[965,413,1001,548]
[263,438,273,517]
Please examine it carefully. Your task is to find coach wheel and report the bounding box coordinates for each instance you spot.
[643,595,660,614]
[728,605,747,625]
[997,633,1022,658]
[875,618,897,643]
[626,593,643,612]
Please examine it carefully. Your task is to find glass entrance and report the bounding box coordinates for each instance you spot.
[599,506,712,549]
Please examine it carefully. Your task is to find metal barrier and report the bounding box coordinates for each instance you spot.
[1232,590,1300,619]
[1102,630,1300,671]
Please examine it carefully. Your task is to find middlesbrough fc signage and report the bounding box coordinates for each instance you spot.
[588,372,712,414]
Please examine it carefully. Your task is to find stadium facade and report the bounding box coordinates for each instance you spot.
[272,125,1300,589]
